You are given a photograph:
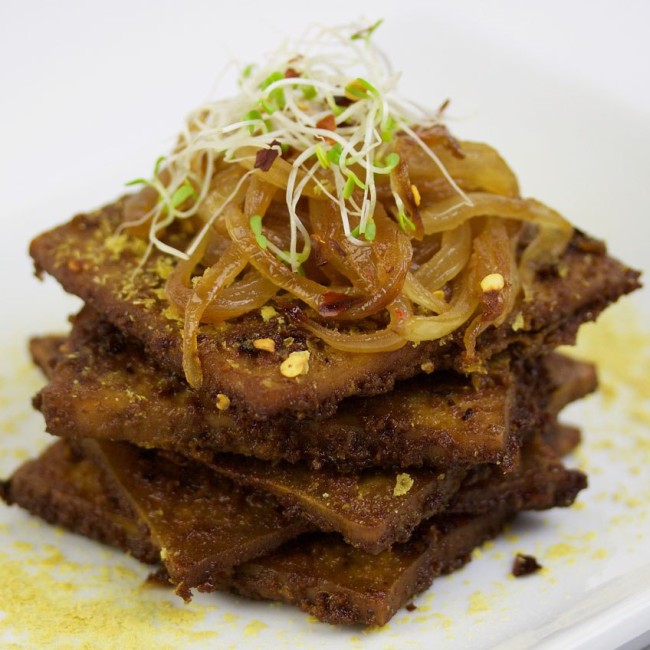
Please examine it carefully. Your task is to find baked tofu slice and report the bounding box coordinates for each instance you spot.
[33,309,596,471]
[1,436,585,625]
[29,325,590,553]
[30,201,639,420]
[82,439,311,596]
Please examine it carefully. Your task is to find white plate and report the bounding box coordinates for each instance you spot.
[1,2,649,648]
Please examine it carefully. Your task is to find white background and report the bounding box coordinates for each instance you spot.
[0,2,649,649]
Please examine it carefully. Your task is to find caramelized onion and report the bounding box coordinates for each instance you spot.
[138,128,574,374]
[293,297,411,353]
[236,147,324,198]
[415,222,472,290]
[401,270,480,343]
[462,218,517,358]
[309,201,413,319]
[420,193,572,236]
[181,245,249,388]
[225,203,335,313]
[166,267,277,323]
[404,140,520,198]
[196,165,249,226]
[165,228,277,324]
[402,273,448,314]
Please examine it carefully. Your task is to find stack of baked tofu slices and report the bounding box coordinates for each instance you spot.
[0,29,642,623]
[0,197,638,626]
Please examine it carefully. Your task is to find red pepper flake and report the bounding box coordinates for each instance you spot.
[319,292,359,317]
[284,67,300,79]
[315,114,337,144]
[316,114,336,132]
[254,140,282,172]
[394,308,408,321]
[512,553,542,577]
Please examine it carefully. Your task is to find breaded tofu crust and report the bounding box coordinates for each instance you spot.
[29,324,592,554]
[30,200,640,420]
[33,310,596,470]
[2,434,585,625]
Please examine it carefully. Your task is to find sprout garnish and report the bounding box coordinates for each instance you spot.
[125,21,473,269]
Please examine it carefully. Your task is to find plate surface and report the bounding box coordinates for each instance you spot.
[1,2,649,648]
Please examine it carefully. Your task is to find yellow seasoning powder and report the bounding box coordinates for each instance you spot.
[0,547,219,649]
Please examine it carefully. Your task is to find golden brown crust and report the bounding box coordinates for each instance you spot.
[2,438,585,625]
[0,441,158,565]
[26,317,594,554]
[29,202,640,420]
[83,439,311,594]
[200,432,586,553]
[33,310,596,472]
